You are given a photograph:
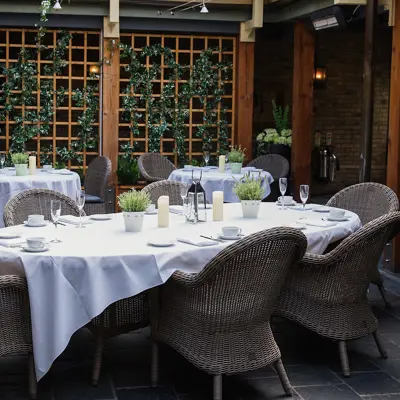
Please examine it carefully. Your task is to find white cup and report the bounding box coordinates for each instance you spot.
[222,226,242,237]
[146,204,156,213]
[28,215,44,225]
[42,165,53,171]
[329,209,346,219]
[278,196,294,205]
[26,237,46,249]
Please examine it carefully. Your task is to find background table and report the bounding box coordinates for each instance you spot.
[168,167,274,202]
[0,168,81,228]
[0,203,361,380]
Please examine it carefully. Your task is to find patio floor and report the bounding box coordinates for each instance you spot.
[1,273,400,400]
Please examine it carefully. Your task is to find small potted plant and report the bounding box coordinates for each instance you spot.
[118,189,151,232]
[233,173,264,218]
[11,153,29,176]
[228,145,246,174]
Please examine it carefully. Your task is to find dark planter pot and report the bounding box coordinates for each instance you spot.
[268,144,291,162]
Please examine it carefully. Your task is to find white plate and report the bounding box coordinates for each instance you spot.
[22,246,49,253]
[292,205,314,211]
[89,214,112,221]
[313,206,330,213]
[23,221,47,227]
[145,211,158,215]
[59,171,74,175]
[147,240,175,247]
[286,223,307,230]
[324,216,349,222]
[218,234,244,241]
[275,201,297,207]
[0,232,21,239]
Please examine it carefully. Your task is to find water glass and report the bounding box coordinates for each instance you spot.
[76,189,86,228]
[0,154,5,170]
[279,178,287,210]
[300,185,310,211]
[50,200,62,243]
[203,151,210,167]
[180,184,189,215]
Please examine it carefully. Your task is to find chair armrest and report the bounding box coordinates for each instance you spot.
[170,270,200,287]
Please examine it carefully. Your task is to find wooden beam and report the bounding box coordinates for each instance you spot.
[236,41,255,158]
[102,37,120,185]
[109,0,119,24]
[240,0,264,42]
[387,0,400,272]
[291,22,315,199]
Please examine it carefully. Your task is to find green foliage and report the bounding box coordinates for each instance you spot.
[118,189,151,212]
[233,174,264,201]
[272,100,289,134]
[117,157,140,185]
[11,153,29,165]
[228,145,246,163]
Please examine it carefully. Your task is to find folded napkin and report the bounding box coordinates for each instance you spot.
[177,236,218,247]
[49,169,71,175]
[169,206,184,214]
[0,238,26,248]
[296,218,336,228]
[59,215,93,225]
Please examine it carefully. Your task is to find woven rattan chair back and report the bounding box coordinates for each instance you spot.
[142,180,185,206]
[326,183,399,225]
[138,153,176,182]
[84,156,111,199]
[247,154,289,179]
[4,188,81,227]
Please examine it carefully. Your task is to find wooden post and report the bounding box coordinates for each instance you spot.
[292,22,315,199]
[236,41,255,157]
[387,0,400,272]
[102,37,120,185]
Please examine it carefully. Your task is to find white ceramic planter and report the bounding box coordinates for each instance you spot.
[241,200,261,218]
[15,164,28,176]
[230,162,242,174]
[123,211,145,232]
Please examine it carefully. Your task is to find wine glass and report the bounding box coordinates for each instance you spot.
[300,185,310,211]
[180,183,189,215]
[76,189,86,228]
[50,200,62,243]
[279,178,287,210]
[0,154,5,170]
[203,151,210,167]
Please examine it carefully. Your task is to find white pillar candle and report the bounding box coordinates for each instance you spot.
[158,195,169,228]
[212,191,224,221]
[218,155,225,173]
[29,156,36,175]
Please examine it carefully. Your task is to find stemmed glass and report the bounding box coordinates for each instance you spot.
[300,185,310,211]
[0,154,5,171]
[180,183,189,216]
[76,189,86,228]
[50,200,62,243]
[203,151,210,167]
[279,178,287,210]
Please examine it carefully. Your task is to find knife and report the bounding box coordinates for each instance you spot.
[200,235,224,243]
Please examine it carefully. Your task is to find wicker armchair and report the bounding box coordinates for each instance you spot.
[0,269,36,399]
[142,180,185,206]
[4,188,82,227]
[275,212,400,377]
[83,156,112,215]
[326,183,399,308]
[138,153,176,183]
[151,228,307,400]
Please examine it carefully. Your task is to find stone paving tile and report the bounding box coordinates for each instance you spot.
[117,387,177,400]
[343,372,400,396]
[362,395,400,399]
[296,384,362,400]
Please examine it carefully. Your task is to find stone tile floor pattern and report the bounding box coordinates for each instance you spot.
[3,272,400,400]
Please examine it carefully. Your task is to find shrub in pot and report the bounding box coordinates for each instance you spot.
[228,146,246,174]
[11,153,29,176]
[118,189,151,232]
[233,173,264,218]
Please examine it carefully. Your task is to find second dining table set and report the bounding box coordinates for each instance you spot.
[1,155,400,400]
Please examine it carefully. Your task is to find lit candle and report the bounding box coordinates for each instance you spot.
[218,155,225,173]
[158,195,169,228]
[29,156,36,175]
[212,191,223,221]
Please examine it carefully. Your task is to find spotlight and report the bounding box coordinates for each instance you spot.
[53,0,62,10]
[200,1,208,13]
[90,65,100,75]
[170,11,175,15]
[157,10,162,15]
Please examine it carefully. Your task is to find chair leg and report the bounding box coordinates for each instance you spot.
[151,342,159,387]
[338,341,350,377]
[377,282,391,309]
[92,335,104,386]
[213,374,222,400]
[275,359,293,396]
[373,330,388,359]
[28,353,37,400]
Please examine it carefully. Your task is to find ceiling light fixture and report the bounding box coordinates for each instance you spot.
[159,0,212,16]
[53,0,62,11]
[200,1,208,14]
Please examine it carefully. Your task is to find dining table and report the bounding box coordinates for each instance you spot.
[0,167,81,228]
[0,202,361,380]
[168,166,274,202]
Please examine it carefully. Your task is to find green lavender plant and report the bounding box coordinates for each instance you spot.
[228,145,246,163]
[118,190,151,212]
[11,153,29,165]
[233,174,264,201]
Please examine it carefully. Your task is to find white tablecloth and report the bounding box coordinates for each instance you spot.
[0,203,361,380]
[168,167,274,202]
[0,168,81,228]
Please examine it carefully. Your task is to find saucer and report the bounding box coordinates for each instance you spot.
[147,239,175,247]
[218,234,244,240]
[145,210,158,215]
[324,216,349,222]
[22,246,49,253]
[313,206,330,213]
[89,214,112,221]
[0,232,21,239]
[24,221,47,227]
[285,223,307,230]
[275,201,297,207]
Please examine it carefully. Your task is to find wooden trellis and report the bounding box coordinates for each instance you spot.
[118,33,236,165]
[0,28,101,170]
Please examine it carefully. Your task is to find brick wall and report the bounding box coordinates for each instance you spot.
[253,22,392,195]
